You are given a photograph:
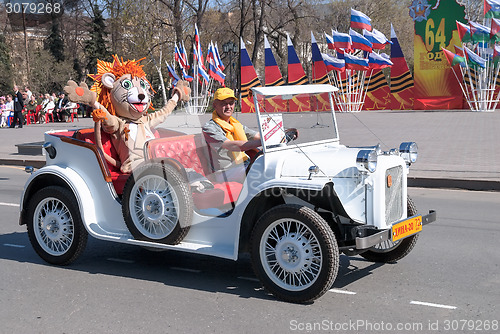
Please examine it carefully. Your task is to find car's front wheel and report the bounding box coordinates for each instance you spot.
[360,196,419,263]
[251,204,339,303]
[122,163,193,245]
[26,186,88,265]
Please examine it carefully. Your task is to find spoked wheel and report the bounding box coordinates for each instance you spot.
[360,196,419,263]
[251,204,339,303]
[122,163,193,245]
[26,186,88,265]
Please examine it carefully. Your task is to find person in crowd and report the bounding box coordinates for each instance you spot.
[202,87,261,183]
[24,86,33,100]
[0,96,7,127]
[25,94,38,123]
[9,85,25,128]
[40,93,55,123]
[3,95,14,127]
[54,92,69,122]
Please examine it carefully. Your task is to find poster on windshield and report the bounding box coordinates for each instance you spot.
[259,113,286,147]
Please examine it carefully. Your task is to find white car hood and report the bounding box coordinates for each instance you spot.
[279,145,360,178]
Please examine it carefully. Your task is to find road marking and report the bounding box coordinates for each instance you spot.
[170,267,201,273]
[0,202,19,207]
[329,288,357,295]
[107,258,135,264]
[3,243,25,248]
[237,276,260,282]
[410,300,457,310]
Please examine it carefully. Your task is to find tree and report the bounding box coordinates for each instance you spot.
[0,34,13,95]
[29,48,76,94]
[84,4,111,75]
[45,20,65,62]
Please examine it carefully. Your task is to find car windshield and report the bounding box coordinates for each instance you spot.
[251,84,339,152]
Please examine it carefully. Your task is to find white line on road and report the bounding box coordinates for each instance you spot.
[3,243,25,248]
[237,276,260,282]
[410,300,457,310]
[170,267,202,273]
[329,288,357,295]
[107,258,135,264]
[0,202,19,207]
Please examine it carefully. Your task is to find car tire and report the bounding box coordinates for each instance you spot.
[122,163,193,245]
[26,186,88,265]
[359,196,419,263]
[250,204,339,303]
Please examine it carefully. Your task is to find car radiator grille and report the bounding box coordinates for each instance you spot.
[385,166,403,224]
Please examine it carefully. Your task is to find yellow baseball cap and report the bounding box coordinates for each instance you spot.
[214,87,237,101]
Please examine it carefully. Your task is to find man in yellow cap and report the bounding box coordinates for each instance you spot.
[202,87,261,183]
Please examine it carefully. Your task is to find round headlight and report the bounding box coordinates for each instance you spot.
[399,142,418,164]
[356,149,378,173]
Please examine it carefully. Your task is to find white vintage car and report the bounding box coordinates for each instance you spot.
[19,84,436,303]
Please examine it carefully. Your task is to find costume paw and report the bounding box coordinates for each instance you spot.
[64,80,97,106]
[173,80,191,102]
[91,109,107,122]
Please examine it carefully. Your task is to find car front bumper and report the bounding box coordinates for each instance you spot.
[355,210,437,250]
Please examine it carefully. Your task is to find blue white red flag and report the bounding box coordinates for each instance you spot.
[214,43,225,71]
[368,52,393,69]
[344,52,369,71]
[175,44,188,69]
[287,33,309,85]
[181,67,193,82]
[322,53,345,72]
[331,30,352,51]
[207,42,225,85]
[181,42,190,68]
[264,35,285,86]
[325,33,335,50]
[194,24,204,67]
[166,62,180,85]
[363,29,391,50]
[350,28,372,52]
[311,32,329,84]
[240,37,262,112]
[350,8,372,31]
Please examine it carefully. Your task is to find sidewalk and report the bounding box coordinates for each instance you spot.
[1,110,499,191]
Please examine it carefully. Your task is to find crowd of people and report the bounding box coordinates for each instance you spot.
[0,85,90,128]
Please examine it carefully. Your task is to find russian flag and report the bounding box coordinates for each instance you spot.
[485,0,500,19]
[331,30,352,51]
[194,24,204,66]
[350,28,372,52]
[175,44,188,69]
[325,33,335,50]
[264,35,285,86]
[287,33,308,85]
[214,43,225,71]
[311,32,329,84]
[181,42,190,68]
[198,63,210,85]
[181,67,193,82]
[208,61,225,85]
[350,8,372,31]
[322,53,345,72]
[240,37,261,99]
[344,53,369,71]
[363,29,391,50]
[368,52,393,69]
[166,62,180,85]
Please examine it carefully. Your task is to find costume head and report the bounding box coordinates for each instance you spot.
[89,55,154,120]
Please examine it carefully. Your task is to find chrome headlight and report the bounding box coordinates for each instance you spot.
[399,142,418,164]
[356,148,378,173]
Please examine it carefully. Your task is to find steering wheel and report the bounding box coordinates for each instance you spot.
[285,128,298,143]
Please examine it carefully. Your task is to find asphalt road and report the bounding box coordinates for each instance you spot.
[1,165,499,334]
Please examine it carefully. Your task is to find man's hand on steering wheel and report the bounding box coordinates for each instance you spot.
[285,128,299,143]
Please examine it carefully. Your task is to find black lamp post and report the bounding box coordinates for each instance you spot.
[222,41,238,90]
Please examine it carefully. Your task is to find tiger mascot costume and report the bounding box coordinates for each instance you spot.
[64,55,190,173]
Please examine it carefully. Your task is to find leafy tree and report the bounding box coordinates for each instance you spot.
[0,34,13,95]
[29,48,75,94]
[84,4,111,75]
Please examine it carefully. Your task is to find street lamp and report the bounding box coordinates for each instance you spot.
[222,40,238,91]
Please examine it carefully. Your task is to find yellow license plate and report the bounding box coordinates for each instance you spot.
[392,215,423,242]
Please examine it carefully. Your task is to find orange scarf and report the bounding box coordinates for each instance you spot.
[212,110,248,164]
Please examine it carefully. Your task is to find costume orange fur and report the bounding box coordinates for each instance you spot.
[65,55,190,173]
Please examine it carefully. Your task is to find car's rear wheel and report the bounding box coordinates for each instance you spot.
[251,204,339,303]
[360,196,419,263]
[122,163,193,245]
[26,186,88,265]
